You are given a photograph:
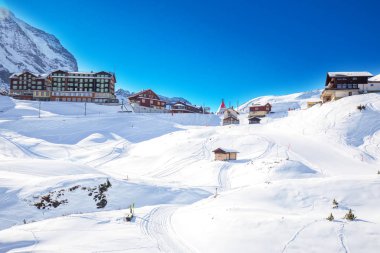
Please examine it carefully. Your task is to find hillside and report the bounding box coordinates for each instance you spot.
[238,89,322,113]
[0,92,380,252]
[0,7,77,85]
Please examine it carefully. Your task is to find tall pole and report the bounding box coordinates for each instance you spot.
[38,101,41,118]
[84,101,87,116]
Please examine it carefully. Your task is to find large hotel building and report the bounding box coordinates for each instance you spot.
[9,70,118,103]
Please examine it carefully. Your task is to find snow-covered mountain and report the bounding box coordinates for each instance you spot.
[0,7,78,85]
[115,88,192,105]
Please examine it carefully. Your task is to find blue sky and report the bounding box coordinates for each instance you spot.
[2,0,380,110]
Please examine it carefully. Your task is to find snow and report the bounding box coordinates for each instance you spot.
[368,73,380,82]
[238,89,322,114]
[1,91,380,252]
[327,72,373,77]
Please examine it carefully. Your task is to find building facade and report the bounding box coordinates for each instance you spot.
[128,89,166,113]
[170,101,204,113]
[321,72,373,103]
[249,103,272,117]
[213,148,238,161]
[248,116,261,124]
[223,108,240,125]
[9,70,118,103]
[9,72,50,100]
[366,74,380,92]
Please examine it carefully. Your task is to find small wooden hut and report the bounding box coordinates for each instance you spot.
[212,148,239,161]
[248,116,261,124]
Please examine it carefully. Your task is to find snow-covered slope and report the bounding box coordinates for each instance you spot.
[239,89,322,113]
[0,7,77,84]
[1,92,380,252]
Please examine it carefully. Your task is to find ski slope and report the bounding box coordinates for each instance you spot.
[0,92,380,253]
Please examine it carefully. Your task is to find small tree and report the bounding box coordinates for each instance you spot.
[332,199,339,209]
[357,105,366,111]
[344,209,356,221]
[326,213,334,221]
[377,170,380,175]
[106,179,112,188]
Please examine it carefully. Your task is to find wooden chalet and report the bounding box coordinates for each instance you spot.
[223,108,240,125]
[128,89,166,112]
[248,116,261,124]
[171,101,204,113]
[249,103,271,117]
[213,148,238,161]
[321,72,373,103]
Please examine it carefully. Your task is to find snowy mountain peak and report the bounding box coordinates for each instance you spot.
[0,8,78,85]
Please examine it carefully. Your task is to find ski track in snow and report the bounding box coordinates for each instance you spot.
[85,140,128,168]
[218,162,231,190]
[0,133,49,159]
[138,205,193,253]
[338,223,349,253]
[150,136,216,178]
[281,220,320,253]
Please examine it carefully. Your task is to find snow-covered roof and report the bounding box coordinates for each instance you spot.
[213,148,239,153]
[327,72,373,77]
[9,72,48,79]
[368,74,380,82]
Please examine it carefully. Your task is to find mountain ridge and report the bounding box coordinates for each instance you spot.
[0,7,78,85]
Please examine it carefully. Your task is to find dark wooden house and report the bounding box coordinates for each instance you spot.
[249,103,271,117]
[248,116,261,124]
[171,101,203,113]
[128,89,166,111]
[321,72,373,102]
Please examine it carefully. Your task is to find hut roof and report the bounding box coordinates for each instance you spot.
[212,148,239,154]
